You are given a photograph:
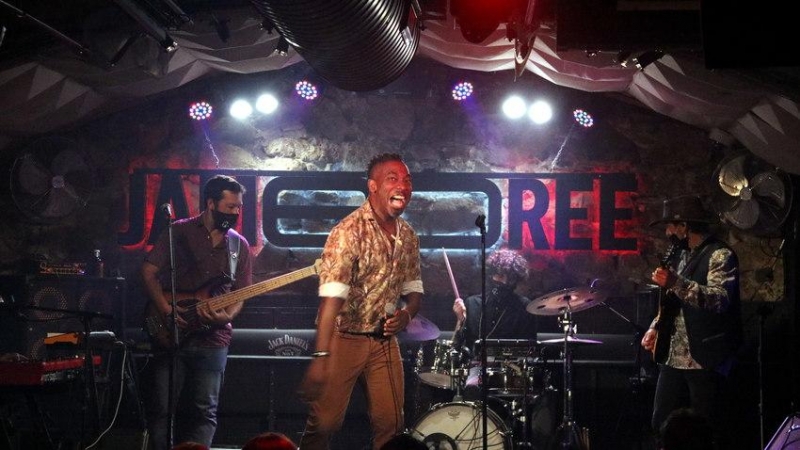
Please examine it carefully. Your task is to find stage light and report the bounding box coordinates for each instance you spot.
[255,94,279,114]
[112,0,179,53]
[573,109,594,128]
[295,81,319,100]
[634,50,664,71]
[528,100,553,124]
[188,101,213,121]
[616,50,633,68]
[451,81,473,101]
[502,96,527,119]
[230,99,253,120]
[450,0,510,44]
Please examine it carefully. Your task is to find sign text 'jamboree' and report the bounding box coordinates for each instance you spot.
[118,169,638,252]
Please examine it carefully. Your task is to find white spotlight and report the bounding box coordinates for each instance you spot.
[229,99,253,120]
[256,94,279,114]
[502,96,527,119]
[528,100,553,124]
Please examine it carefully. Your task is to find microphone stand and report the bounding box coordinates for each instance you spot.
[165,210,179,450]
[21,305,113,447]
[597,299,648,449]
[756,303,774,449]
[475,214,488,450]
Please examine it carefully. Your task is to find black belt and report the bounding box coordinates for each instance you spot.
[340,330,387,339]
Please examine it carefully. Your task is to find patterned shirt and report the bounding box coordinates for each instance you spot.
[665,236,737,369]
[318,200,424,333]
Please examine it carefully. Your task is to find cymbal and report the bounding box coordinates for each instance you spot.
[526,286,607,316]
[398,314,440,342]
[539,335,603,346]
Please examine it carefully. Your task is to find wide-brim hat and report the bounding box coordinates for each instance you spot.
[649,195,718,227]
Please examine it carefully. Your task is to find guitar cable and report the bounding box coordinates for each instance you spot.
[85,340,128,449]
[382,336,403,440]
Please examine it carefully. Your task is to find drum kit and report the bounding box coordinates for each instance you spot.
[403,284,608,450]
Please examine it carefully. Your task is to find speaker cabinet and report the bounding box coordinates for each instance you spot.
[766,414,800,449]
[0,275,125,359]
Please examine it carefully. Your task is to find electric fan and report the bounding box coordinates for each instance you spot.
[712,153,792,236]
[9,137,95,223]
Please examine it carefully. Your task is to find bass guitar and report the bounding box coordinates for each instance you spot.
[144,259,321,349]
[650,238,685,362]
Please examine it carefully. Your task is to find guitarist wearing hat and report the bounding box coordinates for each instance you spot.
[141,175,253,450]
[640,195,742,447]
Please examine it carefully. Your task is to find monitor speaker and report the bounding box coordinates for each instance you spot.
[0,275,126,359]
[765,414,800,449]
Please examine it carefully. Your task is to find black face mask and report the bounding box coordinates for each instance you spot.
[212,209,239,231]
[669,233,689,251]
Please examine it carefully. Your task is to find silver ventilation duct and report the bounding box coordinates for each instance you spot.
[250,0,421,92]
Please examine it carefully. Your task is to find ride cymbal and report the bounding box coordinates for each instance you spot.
[526,286,607,316]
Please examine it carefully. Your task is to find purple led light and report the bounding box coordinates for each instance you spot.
[295,81,319,100]
[573,109,594,128]
[452,81,474,101]
[189,101,213,121]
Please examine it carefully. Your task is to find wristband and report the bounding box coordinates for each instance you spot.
[311,351,331,358]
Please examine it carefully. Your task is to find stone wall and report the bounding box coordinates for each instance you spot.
[0,57,793,448]
[0,59,784,307]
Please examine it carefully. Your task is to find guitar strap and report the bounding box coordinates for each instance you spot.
[679,239,714,278]
[227,230,241,283]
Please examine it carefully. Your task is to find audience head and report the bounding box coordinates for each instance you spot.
[242,432,298,450]
[379,432,427,450]
[660,408,715,450]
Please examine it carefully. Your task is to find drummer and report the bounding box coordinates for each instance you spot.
[451,248,538,399]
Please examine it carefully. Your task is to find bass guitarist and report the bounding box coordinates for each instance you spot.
[141,175,253,450]
[640,195,742,448]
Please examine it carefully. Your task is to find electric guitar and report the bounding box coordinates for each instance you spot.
[650,240,684,362]
[144,259,321,349]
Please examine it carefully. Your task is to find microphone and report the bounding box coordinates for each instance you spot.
[475,214,486,231]
[160,203,173,219]
[376,303,397,336]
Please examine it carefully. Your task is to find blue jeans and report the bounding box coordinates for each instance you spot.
[144,345,229,450]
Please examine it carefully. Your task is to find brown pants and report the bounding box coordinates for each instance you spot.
[300,333,405,450]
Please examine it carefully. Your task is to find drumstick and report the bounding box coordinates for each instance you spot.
[443,249,468,349]
[442,248,460,299]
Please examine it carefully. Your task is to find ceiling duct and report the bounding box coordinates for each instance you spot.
[250,0,420,92]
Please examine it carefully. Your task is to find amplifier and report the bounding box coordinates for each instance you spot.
[0,275,125,359]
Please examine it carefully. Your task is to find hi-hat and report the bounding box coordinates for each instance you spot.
[398,314,440,342]
[539,335,603,346]
[526,286,607,316]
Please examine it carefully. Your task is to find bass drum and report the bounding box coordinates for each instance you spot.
[411,402,511,450]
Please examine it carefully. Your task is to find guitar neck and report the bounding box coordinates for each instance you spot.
[206,264,318,311]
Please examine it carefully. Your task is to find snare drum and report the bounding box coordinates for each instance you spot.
[412,402,511,450]
[484,361,551,397]
[417,339,461,389]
